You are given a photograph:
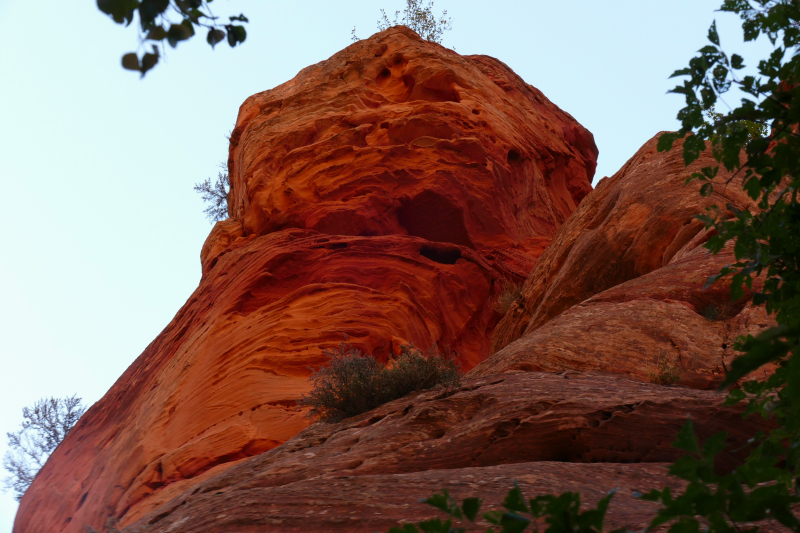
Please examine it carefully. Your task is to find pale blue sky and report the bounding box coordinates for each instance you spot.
[0,1,768,529]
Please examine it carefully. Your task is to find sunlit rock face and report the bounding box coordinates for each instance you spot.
[111,136,778,533]
[482,135,775,387]
[15,26,597,533]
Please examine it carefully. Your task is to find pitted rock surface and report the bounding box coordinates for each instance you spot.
[484,135,775,387]
[128,372,771,532]
[15,27,597,533]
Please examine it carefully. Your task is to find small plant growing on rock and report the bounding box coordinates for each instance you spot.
[378,0,452,44]
[300,340,385,422]
[194,166,230,223]
[493,281,522,315]
[352,0,452,44]
[301,338,461,422]
[646,351,681,386]
[700,301,736,321]
[382,344,461,400]
[3,395,86,501]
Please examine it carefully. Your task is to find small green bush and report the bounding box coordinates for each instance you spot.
[647,350,681,386]
[301,340,461,422]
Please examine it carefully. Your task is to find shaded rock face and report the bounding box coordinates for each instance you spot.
[14,28,597,533]
[127,372,771,533]
[482,135,775,387]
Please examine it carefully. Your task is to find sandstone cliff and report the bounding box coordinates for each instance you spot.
[125,372,771,532]
[113,134,778,532]
[15,27,597,532]
[479,135,776,388]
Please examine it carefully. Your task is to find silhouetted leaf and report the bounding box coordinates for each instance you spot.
[121,52,140,71]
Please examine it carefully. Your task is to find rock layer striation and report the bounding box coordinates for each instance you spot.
[481,135,775,388]
[126,372,772,532]
[15,27,597,533]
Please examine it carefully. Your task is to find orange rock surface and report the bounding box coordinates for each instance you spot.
[14,27,596,533]
[481,135,775,386]
[127,372,772,532]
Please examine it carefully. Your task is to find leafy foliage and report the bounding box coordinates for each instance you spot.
[390,482,623,533]
[300,339,461,423]
[352,0,452,44]
[194,168,230,222]
[3,395,86,501]
[646,1,800,531]
[96,0,248,77]
[639,418,800,533]
[378,0,452,44]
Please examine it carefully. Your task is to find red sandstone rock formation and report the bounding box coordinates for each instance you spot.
[127,372,771,532]
[14,27,596,533]
[481,135,775,387]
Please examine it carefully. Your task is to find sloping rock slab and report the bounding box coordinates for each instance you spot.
[490,135,759,355]
[473,240,777,389]
[125,372,773,532]
[128,463,674,533]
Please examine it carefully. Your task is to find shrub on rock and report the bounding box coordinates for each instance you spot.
[301,340,461,422]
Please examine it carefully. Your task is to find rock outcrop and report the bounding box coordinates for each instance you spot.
[14,27,597,533]
[481,136,775,388]
[126,372,771,532]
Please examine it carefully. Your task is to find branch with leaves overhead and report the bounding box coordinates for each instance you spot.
[96,0,248,77]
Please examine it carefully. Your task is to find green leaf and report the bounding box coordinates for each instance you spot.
[461,497,482,522]
[167,22,194,47]
[418,518,453,533]
[670,68,691,78]
[719,326,791,388]
[138,0,169,29]
[207,28,226,48]
[673,418,700,453]
[97,0,137,25]
[657,132,681,153]
[145,26,167,40]
[229,13,249,22]
[140,52,159,76]
[498,512,530,533]
[700,183,714,197]
[731,53,745,69]
[724,388,746,405]
[743,176,761,200]
[502,482,529,514]
[708,20,720,45]
[682,135,706,165]
[226,24,247,47]
[423,490,461,519]
[701,431,728,459]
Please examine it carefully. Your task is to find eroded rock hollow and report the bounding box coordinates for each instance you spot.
[15,27,599,532]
